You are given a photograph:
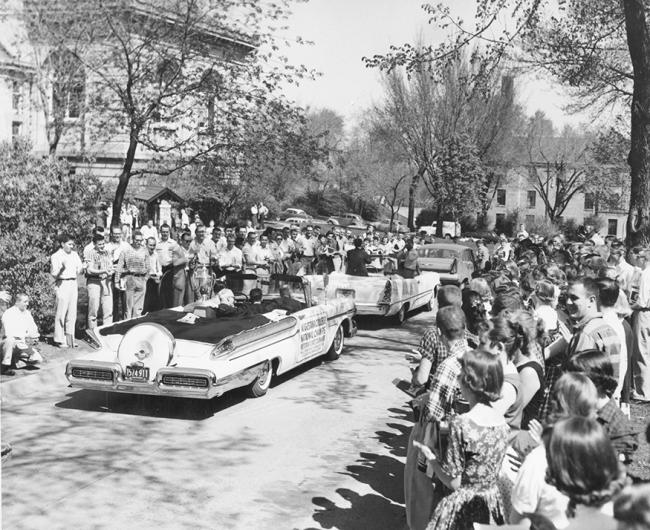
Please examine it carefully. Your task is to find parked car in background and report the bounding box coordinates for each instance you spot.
[372,218,408,233]
[416,243,476,285]
[335,213,367,227]
[461,230,499,243]
[278,208,311,220]
[417,221,462,239]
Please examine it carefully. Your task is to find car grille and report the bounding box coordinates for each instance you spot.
[71,367,113,381]
[161,374,209,388]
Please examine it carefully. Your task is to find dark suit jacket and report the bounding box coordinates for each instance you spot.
[346,248,371,276]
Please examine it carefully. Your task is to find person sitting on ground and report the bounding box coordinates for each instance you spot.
[1,293,43,376]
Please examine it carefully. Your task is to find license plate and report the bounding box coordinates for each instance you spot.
[125,366,150,380]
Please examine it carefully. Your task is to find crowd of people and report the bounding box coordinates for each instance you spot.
[0,215,420,376]
[403,229,650,529]
[0,212,649,528]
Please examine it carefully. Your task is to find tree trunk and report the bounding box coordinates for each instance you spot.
[408,167,425,230]
[436,204,443,238]
[623,0,650,246]
[111,133,139,228]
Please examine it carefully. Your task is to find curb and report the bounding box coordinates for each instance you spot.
[0,349,90,404]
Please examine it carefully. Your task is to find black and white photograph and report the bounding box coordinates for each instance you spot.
[1,0,649,528]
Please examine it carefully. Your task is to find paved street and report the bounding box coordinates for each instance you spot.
[1,311,433,530]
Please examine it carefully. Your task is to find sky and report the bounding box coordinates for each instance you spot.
[277,0,611,132]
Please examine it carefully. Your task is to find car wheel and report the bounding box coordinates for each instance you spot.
[444,234,452,239]
[325,325,344,361]
[396,304,407,324]
[248,360,272,398]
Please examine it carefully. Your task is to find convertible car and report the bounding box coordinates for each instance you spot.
[311,269,440,323]
[65,274,356,400]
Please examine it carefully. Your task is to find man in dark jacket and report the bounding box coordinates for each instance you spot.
[346,238,371,276]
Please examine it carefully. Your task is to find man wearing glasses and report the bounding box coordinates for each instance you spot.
[115,230,150,319]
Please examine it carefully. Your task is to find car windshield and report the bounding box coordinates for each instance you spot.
[416,248,459,259]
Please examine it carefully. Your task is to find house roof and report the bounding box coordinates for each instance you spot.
[133,185,183,204]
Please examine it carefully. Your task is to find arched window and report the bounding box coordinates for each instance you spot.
[199,70,223,134]
[47,50,85,119]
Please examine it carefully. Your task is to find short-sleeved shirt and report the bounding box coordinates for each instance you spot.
[510,445,569,529]
[218,247,243,269]
[155,238,176,268]
[50,249,83,280]
[189,239,216,265]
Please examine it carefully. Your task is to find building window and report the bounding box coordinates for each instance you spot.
[49,50,86,120]
[608,219,618,236]
[527,190,536,208]
[584,193,595,210]
[495,213,506,232]
[12,81,21,111]
[496,189,506,206]
[11,121,21,142]
[525,215,535,226]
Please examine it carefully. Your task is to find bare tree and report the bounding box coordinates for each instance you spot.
[365,0,650,245]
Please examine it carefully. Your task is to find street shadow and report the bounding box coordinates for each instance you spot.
[306,403,412,529]
[308,487,405,530]
[54,388,249,420]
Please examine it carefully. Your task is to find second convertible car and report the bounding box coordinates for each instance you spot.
[66,274,356,401]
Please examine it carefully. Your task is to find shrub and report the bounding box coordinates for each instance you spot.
[0,140,104,331]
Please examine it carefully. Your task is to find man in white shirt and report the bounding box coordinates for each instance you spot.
[1,294,43,375]
[211,227,227,254]
[50,234,83,348]
[140,219,159,242]
[297,225,316,275]
[217,236,243,272]
[144,237,163,312]
[609,241,637,301]
[155,223,176,274]
[597,278,628,401]
[631,247,650,402]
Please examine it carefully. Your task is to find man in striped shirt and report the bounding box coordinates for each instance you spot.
[85,233,114,329]
[115,231,150,319]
